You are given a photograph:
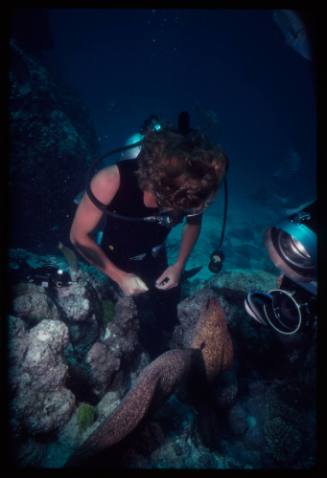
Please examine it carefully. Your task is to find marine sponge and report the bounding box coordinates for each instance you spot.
[76,403,96,433]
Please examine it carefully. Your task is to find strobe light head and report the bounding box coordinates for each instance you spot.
[264,200,317,289]
[244,288,303,336]
[244,274,317,337]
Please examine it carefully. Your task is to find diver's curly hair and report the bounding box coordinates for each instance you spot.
[136,127,228,210]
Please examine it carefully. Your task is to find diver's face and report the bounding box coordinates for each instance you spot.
[159,199,211,217]
[155,188,216,216]
[181,192,216,216]
[143,190,159,208]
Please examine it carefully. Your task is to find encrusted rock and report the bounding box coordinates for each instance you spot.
[22,387,76,436]
[103,296,140,359]
[9,318,75,437]
[55,282,96,323]
[12,290,60,325]
[85,342,121,396]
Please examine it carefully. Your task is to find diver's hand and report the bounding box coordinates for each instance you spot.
[155,264,183,290]
[116,272,149,296]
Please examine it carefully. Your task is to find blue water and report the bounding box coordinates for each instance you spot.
[8,8,317,469]
[44,8,316,213]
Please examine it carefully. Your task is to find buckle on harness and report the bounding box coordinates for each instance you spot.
[129,252,147,261]
[129,243,164,261]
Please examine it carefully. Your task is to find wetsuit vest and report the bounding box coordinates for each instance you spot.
[100,159,173,260]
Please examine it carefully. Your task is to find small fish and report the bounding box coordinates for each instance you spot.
[273,10,311,61]
[58,242,79,277]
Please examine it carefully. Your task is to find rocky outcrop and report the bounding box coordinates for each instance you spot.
[12,284,61,325]
[66,296,233,466]
[7,247,316,469]
[102,296,140,360]
[9,317,75,438]
[9,40,98,251]
[85,342,121,397]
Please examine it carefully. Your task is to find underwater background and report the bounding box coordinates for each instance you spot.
[8,8,317,469]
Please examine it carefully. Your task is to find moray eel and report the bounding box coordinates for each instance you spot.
[66,296,233,466]
[191,296,234,383]
[67,348,196,466]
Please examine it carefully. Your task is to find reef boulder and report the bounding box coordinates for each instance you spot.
[9,317,76,437]
[9,40,98,252]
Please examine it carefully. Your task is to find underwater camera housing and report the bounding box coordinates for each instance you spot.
[244,200,317,339]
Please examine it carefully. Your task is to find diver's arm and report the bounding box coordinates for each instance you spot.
[70,167,148,295]
[70,165,124,283]
[175,217,202,271]
[155,217,202,290]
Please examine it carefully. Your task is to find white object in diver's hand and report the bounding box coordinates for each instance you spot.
[156,277,170,288]
[134,277,149,292]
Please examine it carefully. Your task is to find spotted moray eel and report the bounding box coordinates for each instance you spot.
[66,296,233,466]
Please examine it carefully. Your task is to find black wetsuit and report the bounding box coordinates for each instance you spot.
[99,159,188,357]
[101,159,172,265]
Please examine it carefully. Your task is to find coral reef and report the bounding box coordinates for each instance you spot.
[66,348,198,465]
[8,248,153,467]
[7,246,316,469]
[9,317,76,438]
[85,342,121,397]
[102,296,140,360]
[66,296,233,466]
[9,40,98,251]
[12,285,61,325]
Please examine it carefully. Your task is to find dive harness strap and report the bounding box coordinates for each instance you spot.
[86,182,109,213]
[86,182,161,224]
[129,243,164,261]
[85,182,201,226]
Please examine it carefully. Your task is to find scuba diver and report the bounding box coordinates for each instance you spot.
[70,114,228,356]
